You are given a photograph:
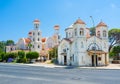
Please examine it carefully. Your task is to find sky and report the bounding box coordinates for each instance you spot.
[0,0,120,42]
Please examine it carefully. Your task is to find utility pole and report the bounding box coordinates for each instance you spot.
[90,16,96,68]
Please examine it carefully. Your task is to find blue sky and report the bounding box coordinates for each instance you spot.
[0,0,120,42]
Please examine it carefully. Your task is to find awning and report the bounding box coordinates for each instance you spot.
[87,50,107,54]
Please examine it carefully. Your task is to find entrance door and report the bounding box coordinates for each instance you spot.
[91,55,98,66]
[64,55,67,65]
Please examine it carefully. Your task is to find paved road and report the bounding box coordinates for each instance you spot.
[0,63,120,84]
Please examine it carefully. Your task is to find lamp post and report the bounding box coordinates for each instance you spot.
[90,16,96,67]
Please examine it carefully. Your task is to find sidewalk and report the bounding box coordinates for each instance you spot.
[80,64,120,70]
[25,63,120,70]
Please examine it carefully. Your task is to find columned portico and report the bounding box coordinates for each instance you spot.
[88,50,108,66]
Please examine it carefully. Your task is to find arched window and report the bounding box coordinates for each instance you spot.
[81,42,84,48]
[69,33,71,37]
[75,29,77,36]
[38,32,40,35]
[38,45,40,48]
[97,31,100,37]
[66,32,68,38]
[103,30,106,37]
[80,28,84,36]
[38,38,39,41]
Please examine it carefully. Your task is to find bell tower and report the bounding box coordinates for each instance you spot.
[96,21,108,40]
[33,19,40,30]
[54,25,60,45]
[73,18,86,38]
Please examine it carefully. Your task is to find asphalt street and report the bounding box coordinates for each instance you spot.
[0,63,120,84]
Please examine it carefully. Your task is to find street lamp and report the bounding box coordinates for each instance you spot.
[90,16,96,67]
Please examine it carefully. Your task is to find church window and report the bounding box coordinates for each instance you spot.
[75,29,77,36]
[38,45,40,48]
[98,57,101,61]
[66,32,68,38]
[73,54,74,62]
[103,30,106,37]
[97,31,100,37]
[92,46,96,50]
[80,28,84,36]
[63,49,66,52]
[38,32,40,35]
[81,42,84,48]
[38,38,39,41]
[69,33,71,37]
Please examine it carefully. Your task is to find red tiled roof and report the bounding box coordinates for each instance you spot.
[96,21,107,27]
[54,25,60,30]
[74,18,85,24]
[25,38,31,44]
[41,38,46,42]
[34,19,40,22]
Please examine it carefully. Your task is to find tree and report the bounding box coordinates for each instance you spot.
[17,51,27,63]
[0,52,5,62]
[112,46,120,59]
[0,41,6,52]
[109,29,120,51]
[89,27,95,36]
[6,40,14,46]
[26,52,39,62]
[27,43,32,51]
[49,47,58,60]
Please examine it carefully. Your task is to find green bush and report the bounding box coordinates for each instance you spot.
[5,52,18,61]
[17,58,27,63]
[109,52,115,58]
[26,52,39,62]
[18,51,25,58]
[0,52,5,62]
[0,55,2,62]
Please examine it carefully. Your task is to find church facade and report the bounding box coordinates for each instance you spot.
[58,19,109,66]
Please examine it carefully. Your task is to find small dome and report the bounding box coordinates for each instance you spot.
[41,38,46,42]
[54,25,60,30]
[74,18,85,24]
[96,21,107,27]
[33,19,40,22]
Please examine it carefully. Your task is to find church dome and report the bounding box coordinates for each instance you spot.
[54,25,60,30]
[34,19,40,22]
[96,21,107,27]
[74,18,85,24]
[41,38,46,42]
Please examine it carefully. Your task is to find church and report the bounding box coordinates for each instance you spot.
[6,19,60,61]
[58,18,109,66]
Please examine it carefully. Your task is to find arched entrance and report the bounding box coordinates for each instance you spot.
[91,55,98,66]
[64,55,67,65]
